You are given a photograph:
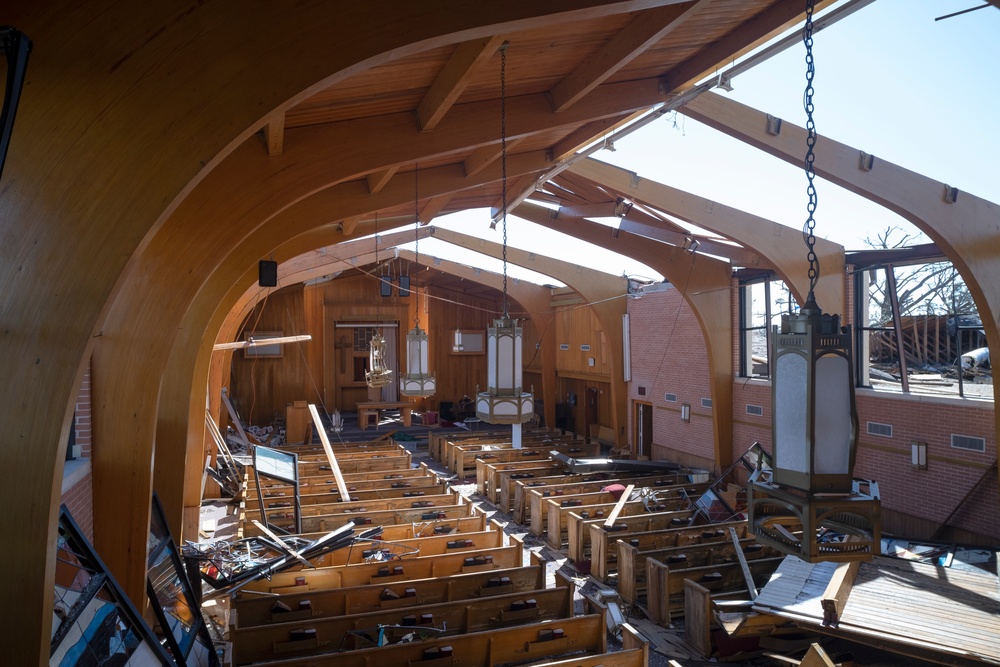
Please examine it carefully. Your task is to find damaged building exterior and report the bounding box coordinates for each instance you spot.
[1,0,997,664]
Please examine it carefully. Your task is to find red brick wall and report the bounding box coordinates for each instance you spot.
[61,358,95,540]
[62,474,94,542]
[627,285,714,468]
[634,275,999,543]
[74,362,93,458]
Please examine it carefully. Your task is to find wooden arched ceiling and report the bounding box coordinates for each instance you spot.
[1,1,836,658]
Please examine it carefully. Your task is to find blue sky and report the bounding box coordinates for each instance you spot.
[416,0,1000,284]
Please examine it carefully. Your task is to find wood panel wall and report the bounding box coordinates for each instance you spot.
[555,307,610,376]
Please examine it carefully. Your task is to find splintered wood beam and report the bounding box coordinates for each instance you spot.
[418,35,506,131]
[366,166,398,195]
[419,193,454,225]
[618,215,766,267]
[558,201,621,219]
[603,484,634,527]
[213,334,312,351]
[820,557,861,627]
[265,111,284,156]
[309,403,351,501]
[221,389,252,451]
[550,2,709,112]
[730,526,758,600]
[489,174,539,217]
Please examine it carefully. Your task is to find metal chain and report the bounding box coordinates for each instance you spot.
[414,162,420,328]
[500,43,509,319]
[803,0,819,297]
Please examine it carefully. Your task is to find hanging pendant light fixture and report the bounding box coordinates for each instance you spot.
[476,43,534,436]
[746,0,880,563]
[366,213,393,388]
[400,163,436,397]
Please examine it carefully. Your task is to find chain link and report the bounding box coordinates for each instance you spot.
[500,43,509,319]
[803,0,819,297]
[414,162,420,328]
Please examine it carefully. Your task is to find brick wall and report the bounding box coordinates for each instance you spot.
[634,277,999,543]
[61,358,94,539]
[74,362,93,458]
[628,285,714,468]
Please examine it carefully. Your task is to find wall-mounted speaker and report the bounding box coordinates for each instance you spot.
[258,260,278,287]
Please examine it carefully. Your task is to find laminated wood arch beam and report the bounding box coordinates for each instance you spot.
[515,202,733,468]
[681,90,1000,499]
[75,3,677,615]
[430,227,629,449]
[567,157,845,313]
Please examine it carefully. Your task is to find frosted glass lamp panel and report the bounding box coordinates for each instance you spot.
[513,328,522,388]
[497,333,514,392]
[774,351,808,474]
[487,328,498,390]
[405,330,428,375]
[813,354,852,475]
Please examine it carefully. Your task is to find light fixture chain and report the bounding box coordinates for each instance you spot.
[803,0,819,297]
[500,43,509,319]
[414,162,420,329]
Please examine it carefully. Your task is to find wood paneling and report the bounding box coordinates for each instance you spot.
[555,306,610,376]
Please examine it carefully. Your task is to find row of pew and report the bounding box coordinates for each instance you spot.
[228,428,651,667]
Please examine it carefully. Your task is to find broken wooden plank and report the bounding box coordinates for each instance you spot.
[731,525,758,600]
[308,403,350,502]
[604,483,634,528]
[820,557,860,627]
[213,334,312,351]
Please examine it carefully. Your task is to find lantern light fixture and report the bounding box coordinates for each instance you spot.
[476,42,534,439]
[746,0,880,563]
[400,163,435,397]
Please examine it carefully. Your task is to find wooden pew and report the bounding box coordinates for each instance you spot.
[508,472,688,523]
[520,477,701,528]
[575,508,696,574]
[297,450,412,477]
[446,434,585,473]
[479,461,570,505]
[259,491,461,520]
[451,440,595,478]
[241,612,607,667]
[233,561,547,627]
[246,477,449,510]
[429,428,558,464]
[298,526,504,569]
[244,503,476,536]
[232,584,575,664]
[240,535,526,594]
[599,520,749,584]
[616,525,770,604]
[645,555,784,625]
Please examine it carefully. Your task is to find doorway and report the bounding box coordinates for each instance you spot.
[634,401,653,459]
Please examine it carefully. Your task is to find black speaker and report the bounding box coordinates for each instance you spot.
[398,275,411,297]
[379,275,393,297]
[258,260,278,287]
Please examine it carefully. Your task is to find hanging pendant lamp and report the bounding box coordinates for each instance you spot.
[366,213,393,388]
[400,163,436,397]
[746,0,879,563]
[476,43,533,428]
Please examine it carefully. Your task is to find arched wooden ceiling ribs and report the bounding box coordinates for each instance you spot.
[514,200,734,468]
[0,1,834,655]
[681,89,1000,496]
[566,157,845,312]
[431,227,630,448]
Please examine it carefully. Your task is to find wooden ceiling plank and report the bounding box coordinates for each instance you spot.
[265,111,285,156]
[550,1,713,112]
[367,166,399,195]
[663,0,835,93]
[418,35,507,132]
